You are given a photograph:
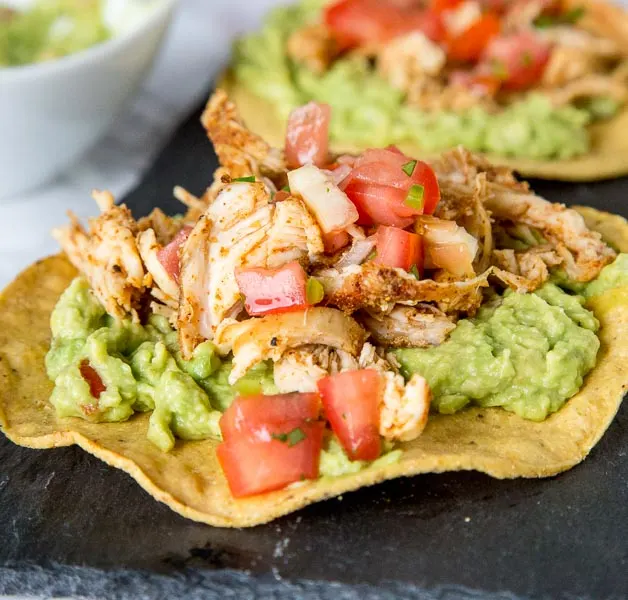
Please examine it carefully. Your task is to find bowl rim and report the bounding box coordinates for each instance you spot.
[0,0,179,82]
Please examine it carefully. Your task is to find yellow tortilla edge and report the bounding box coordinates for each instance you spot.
[0,208,627,527]
[220,72,628,182]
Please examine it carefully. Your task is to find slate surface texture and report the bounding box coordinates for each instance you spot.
[1,101,627,600]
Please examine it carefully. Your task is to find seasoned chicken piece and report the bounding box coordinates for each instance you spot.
[274,345,359,393]
[137,228,179,308]
[562,0,628,55]
[433,147,526,192]
[214,308,367,383]
[380,372,431,442]
[176,182,324,357]
[266,197,325,267]
[201,89,285,180]
[286,23,339,73]
[137,208,184,246]
[545,74,627,105]
[378,31,446,89]
[539,26,621,58]
[316,261,491,315]
[360,305,456,348]
[53,191,146,320]
[178,214,214,357]
[484,186,616,281]
[493,246,562,292]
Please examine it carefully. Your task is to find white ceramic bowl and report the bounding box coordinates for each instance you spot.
[0,0,178,200]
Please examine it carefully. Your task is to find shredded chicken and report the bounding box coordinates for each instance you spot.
[52,191,146,320]
[316,261,490,315]
[380,372,431,442]
[137,208,184,245]
[493,246,563,292]
[484,185,616,281]
[214,308,368,383]
[360,304,456,348]
[176,181,324,356]
[137,228,179,307]
[274,345,359,393]
[286,23,339,73]
[544,74,627,105]
[201,89,286,180]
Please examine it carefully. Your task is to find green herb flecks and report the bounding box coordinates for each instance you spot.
[233,176,256,183]
[306,277,325,305]
[491,59,509,80]
[402,160,417,177]
[405,184,425,211]
[409,264,421,279]
[273,426,307,447]
[535,6,585,27]
[367,250,377,261]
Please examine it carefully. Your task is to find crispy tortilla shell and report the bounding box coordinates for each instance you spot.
[221,73,628,182]
[1,208,627,527]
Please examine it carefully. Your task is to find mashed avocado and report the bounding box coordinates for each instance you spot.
[319,436,402,477]
[0,0,110,67]
[394,282,600,420]
[232,0,594,159]
[46,278,247,452]
[585,253,628,298]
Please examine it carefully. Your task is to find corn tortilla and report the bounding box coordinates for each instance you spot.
[0,207,627,527]
[221,72,628,182]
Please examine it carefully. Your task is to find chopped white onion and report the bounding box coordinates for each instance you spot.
[335,237,377,269]
[288,165,359,234]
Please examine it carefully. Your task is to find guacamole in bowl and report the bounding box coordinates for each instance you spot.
[0,0,111,67]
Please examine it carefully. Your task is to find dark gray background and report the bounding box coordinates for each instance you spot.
[1,103,626,599]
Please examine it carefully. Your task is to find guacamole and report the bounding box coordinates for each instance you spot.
[232,0,596,159]
[0,0,110,67]
[47,278,229,452]
[394,282,600,420]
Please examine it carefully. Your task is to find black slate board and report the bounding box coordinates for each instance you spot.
[1,100,627,600]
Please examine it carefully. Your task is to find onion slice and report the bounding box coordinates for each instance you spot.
[288,165,359,234]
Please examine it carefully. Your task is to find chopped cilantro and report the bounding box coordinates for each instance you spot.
[367,250,377,261]
[409,264,421,279]
[286,427,306,447]
[402,160,417,177]
[405,184,425,211]
[233,175,256,183]
[273,427,307,446]
[282,184,290,192]
[491,59,509,80]
[534,6,584,28]
[564,6,585,22]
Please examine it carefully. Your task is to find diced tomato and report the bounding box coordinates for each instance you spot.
[220,393,322,443]
[235,261,310,316]
[342,148,440,224]
[344,181,414,228]
[156,226,192,283]
[317,370,383,461]
[450,71,501,96]
[217,420,325,497]
[325,0,445,48]
[273,190,291,202]
[481,31,551,90]
[323,230,351,254]
[285,102,331,169]
[431,0,463,13]
[397,9,446,43]
[447,12,501,62]
[79,360,106,399]
[374,226,423,272]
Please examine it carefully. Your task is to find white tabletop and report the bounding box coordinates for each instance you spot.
[0,0,290,290]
